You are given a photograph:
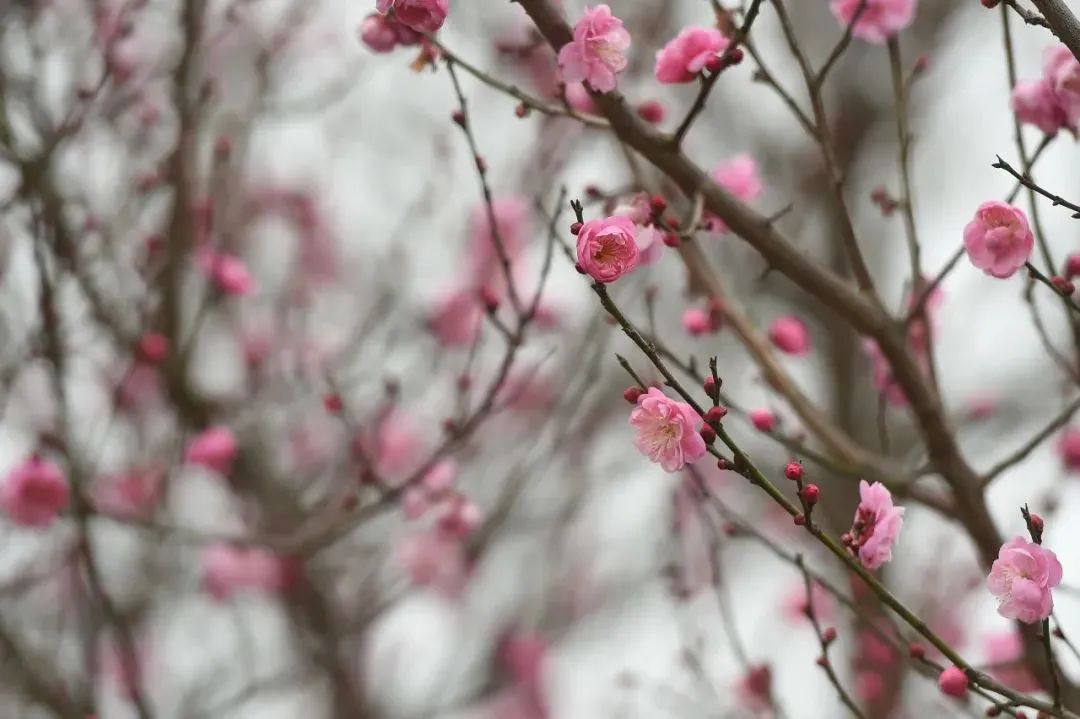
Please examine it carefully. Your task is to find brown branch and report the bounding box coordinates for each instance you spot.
[983,395,1080,484]
[1029,0,1080,61]
[993,154,1080,219]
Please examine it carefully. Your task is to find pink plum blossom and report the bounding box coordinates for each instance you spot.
[576,215,640,283]
[682,307,713,337]
[557,5,631,93]
[708,154,763,233]
[196,249,255,295]
[397,529,469,596]
[1059,427,1080,471]
[830,0,917,45]
[468,196,531,287]
[844,480,904,570]
[1044,43,1080,131]
[768,316,811,356]
[201,543,299,601]
[655,27,729,84]
[984,631,1039,692]
[938,666,968,697]
[0,456,69,527]
[359,13,399,52]
[427,287,483,347]
[376,0,448,34]
[1011,79,1069,135]
[987,537,1062,624]
[963,201,1034,279]
[629,387,707,472]
[749,408,777,432]
[184,426,238,475]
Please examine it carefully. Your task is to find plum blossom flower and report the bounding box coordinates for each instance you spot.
[843,480,904,570]
[984,631,1039,692]
[376,0,448,34]
[1059,427,1080,472]
[1043,43,1080,131]
[749,408,777,432]
[963,201,1034,279]
[830,0,917,45]
[1012,79,1069,135]
[612,193,666,265]
[184,426,238,475]
[196,249,255,295]
[629,388,707,472]
[201,543,299,601]
[987,537,1062,624]
[0,456,69,527]
[359,13,421,52]
[768,316,811,355]
[557,5,631,93]
[397,529,469,596]
[655,27,729,84]
[708,154,763,233]
[468,196,531,286]
[576,215,640,283]
[426,287,483,347]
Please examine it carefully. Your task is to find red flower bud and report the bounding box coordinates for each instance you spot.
[784,461,803,481]
[623,386,643,404]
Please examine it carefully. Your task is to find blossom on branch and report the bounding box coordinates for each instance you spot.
[962,201,1034,279]
[829,0,917,45]
[843,480,904,570]
[654,27,729,84]
[987,537,1062,624]
[557,5,630,94]
[629,388,707,472]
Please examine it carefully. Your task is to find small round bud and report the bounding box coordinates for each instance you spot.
[938,666,968,697]
[700,425,716,444]
[514,103,529,118]
[980,0,1000,7]
[793,513,806,526]
[724,47,744,66]
[815,656,827,667]
[570,222,583,235]
[800,484,820,506]
[716,458,729,470]
[662,233,680,247]
[703,375,717,397]
[704,55,723,73]
[574,263,587,275]
[705,406,727,424]
[136,332,169,364]
[636,100,665,124]
[323,393,343,413]
[666,217,681,230]
[649,195,667,217]
[1052,275,1075,296]
[822,627,837,644]
[1029,511,1045,536]
[480,287,500,313]
[451,110,465,126]
[908,643,925,660]
[623,386,643,404]
[784,461,803,481]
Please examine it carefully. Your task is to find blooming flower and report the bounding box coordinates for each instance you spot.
[844,481,904,570]
[0,456,69,527]
[829,0,917,45]
[184,426,238,475]
[987,537,1062,624]
[708,154,763,233]
[655,27,729,84]
[201,543,299,601]
[1011,79,1069,135]
[576,215,640,283]
[426,287,483,347]
[768,316,811,356]
[983,631,1039,692]
[963,201,1034,279]
[629,387,707,472]
[557,5,631,93]
[1044,43,1080,131]
[376,0,448,34]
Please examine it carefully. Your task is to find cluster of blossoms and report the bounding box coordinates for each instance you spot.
[360,0,447,54]
[1012,43,1080,136]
